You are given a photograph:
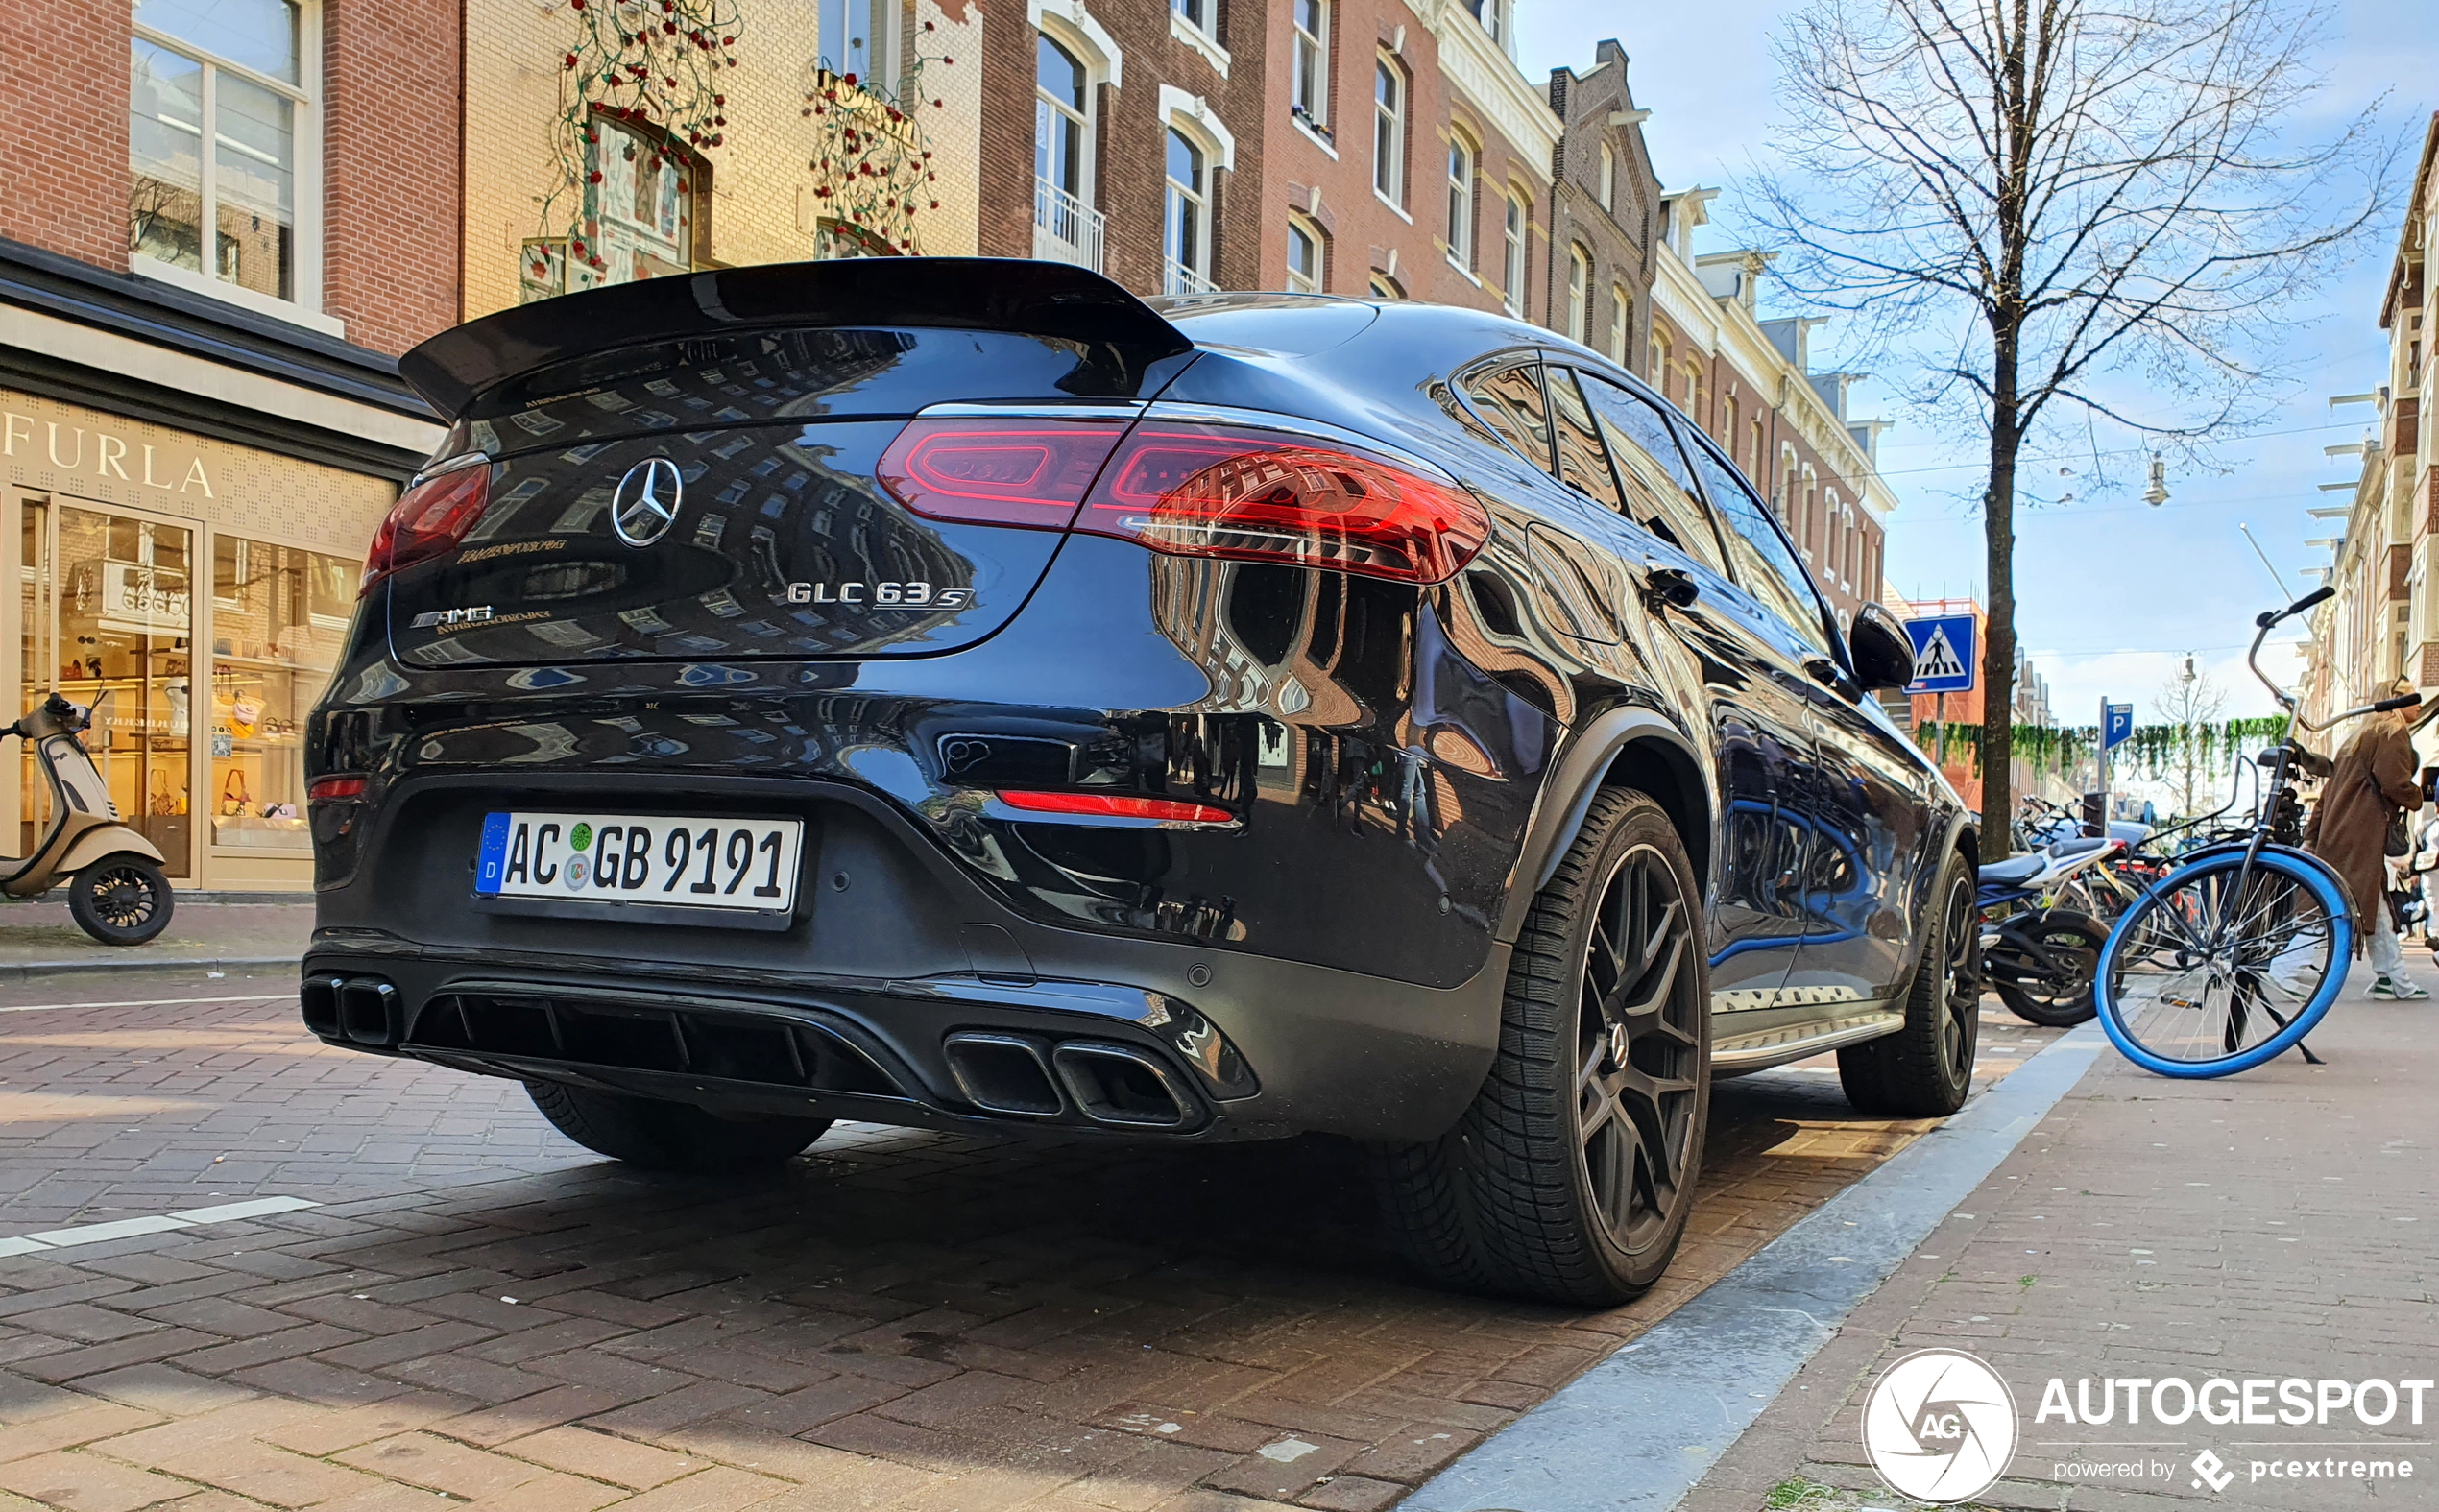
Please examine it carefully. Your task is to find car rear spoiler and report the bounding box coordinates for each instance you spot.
[398,258,1197,417]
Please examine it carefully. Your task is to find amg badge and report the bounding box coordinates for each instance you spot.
[409,606,495,630]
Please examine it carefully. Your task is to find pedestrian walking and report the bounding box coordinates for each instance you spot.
[2306,680,2429,998]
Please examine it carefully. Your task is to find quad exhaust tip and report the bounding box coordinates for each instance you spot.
[1050,1041,1196,1128]
[942,1032,1065,1117]
[941,1032,1200,1129]
[301,974,402,1048]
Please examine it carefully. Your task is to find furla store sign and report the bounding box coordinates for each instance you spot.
[4,407,214,498]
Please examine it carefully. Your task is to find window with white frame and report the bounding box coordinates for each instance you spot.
[1034,32,1098,264]
[1373,57,1404,204]
[1292,0,1329,132]
[1163,128,1213,293]
[589,116,695,284]
[1171,0,1213,38]
[129,0,313,307]
[1502,191,1527,315]
[1608,283,1630,363]
[1599,142,1616,213]
[1287,218,1323,293]
[1467,0,1510,51]
[1446,137,1474,268]
[820,0,897,86]
[1369,270,1403,299]
[1566,245,1590,343]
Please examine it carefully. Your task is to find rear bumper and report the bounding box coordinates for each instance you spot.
[306,774,1506,1142]
[301,931,1507,1144]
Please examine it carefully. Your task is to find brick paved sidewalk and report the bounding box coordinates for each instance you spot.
[1683,974,2439,1512]
[0,978,2064,1511]
[0,900,309,976]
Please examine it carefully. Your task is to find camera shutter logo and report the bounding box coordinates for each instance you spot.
[1861,1348,2019,1502]
[611,458,683,547]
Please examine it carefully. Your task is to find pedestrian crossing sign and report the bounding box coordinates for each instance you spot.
[1903,613,1977,694]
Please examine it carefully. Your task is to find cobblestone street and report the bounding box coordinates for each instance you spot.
[0,972,2061,1512]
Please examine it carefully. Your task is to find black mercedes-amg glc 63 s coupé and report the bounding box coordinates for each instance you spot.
[302,259,1976,1305]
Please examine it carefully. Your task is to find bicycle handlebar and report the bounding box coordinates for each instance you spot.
[2372,693,2424,712]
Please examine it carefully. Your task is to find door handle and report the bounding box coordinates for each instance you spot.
[1641,564,1699,609]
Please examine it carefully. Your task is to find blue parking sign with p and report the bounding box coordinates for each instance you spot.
[1903,614,1977,694]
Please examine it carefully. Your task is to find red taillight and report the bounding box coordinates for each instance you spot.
[996,790,1235,825]
[878,418,1130,527]
[878,417,1486,585]
[362,463,493,594]
[307,775,366,803]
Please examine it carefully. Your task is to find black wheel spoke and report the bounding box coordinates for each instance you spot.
[1573,839,1702,1255]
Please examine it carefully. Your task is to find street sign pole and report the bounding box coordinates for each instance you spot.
[2094,696,2113,838]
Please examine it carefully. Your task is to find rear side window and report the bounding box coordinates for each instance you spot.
[1463,363,1554,471]
[1678,432,1834,655]
[1572,373,1728,577]
[1545,370,1622,508]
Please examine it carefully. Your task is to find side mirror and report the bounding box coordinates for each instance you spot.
[1848,602,1917,692]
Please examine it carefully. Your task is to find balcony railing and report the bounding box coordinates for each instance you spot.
[1164,258,1220,297]
[1033,178,1105,272]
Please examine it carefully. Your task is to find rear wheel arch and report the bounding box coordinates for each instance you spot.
[1504,709,1713,945]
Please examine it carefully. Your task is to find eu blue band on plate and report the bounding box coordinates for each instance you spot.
[476,812,512,895]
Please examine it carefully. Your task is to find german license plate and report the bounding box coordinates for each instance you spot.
[475,812,803,914]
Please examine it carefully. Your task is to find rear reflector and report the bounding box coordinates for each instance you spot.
[997,790,1235,825]
[363,461,493,593]
[879,418,1485,584]
[307,775,367,802]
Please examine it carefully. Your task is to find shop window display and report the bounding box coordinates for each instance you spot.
[209,537,350,851]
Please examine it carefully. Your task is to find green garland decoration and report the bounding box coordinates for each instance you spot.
[1909,716,2290,782]
[539,0,745,281]
[803,25,956,256]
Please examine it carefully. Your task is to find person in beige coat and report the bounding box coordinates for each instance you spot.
[2306,682,2427,998]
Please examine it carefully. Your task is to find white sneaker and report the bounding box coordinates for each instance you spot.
[2371,975,2430,1000]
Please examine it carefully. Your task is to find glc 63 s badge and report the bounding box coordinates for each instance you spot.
[785,581,970,609]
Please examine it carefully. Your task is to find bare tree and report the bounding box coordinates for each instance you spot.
[2155,661,2229,818]
[1754,0,2391,848]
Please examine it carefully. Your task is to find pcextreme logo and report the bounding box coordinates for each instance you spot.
[1861,1349,2021,1502]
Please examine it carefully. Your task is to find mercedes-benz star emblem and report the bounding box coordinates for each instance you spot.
[611,457,683,547]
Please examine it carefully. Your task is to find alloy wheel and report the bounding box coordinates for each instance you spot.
[1574,842,1703,1255]
[1938,875,1978,1081]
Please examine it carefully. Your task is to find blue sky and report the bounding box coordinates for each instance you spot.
[1518,0,2438,723]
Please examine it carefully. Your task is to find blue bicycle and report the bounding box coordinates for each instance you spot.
[2094,587,2416,1077]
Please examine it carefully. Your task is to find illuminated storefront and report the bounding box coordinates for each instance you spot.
[1,390,395,890]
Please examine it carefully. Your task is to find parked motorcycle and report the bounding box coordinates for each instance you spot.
[1976,836,2121,1027]
[2,692,176,945]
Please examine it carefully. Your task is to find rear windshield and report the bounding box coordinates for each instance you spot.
[424,326,1122,462]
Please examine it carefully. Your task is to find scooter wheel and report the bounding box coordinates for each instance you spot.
[1991,908,2106,1027]
[68,855,174,946]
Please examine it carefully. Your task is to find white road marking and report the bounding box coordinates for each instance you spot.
[0,994,290,1016]
[2,1194,317,1255]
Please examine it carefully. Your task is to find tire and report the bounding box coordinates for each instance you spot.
[67,855,174,946]
[1372,787,1711,1307]
[1989,908,2106,1026]
[2095,848,2346,1078]
[526,1082,831,1171]
[1839,853,1978,1116]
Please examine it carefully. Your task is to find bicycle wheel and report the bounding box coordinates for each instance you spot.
[2096,847,2348,1077]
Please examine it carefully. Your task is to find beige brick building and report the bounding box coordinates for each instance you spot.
[462,0,985,322]
[2300,112,2439,730]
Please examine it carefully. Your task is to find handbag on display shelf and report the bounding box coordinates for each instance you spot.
[220,770,252,818]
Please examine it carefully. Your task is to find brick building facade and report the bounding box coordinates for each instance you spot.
[1646,195,1894,628]
[0,0,456,892]
[1542,40,1659,373]
[2301,112,2438,729]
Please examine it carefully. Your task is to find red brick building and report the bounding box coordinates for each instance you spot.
[0,0,454,891]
